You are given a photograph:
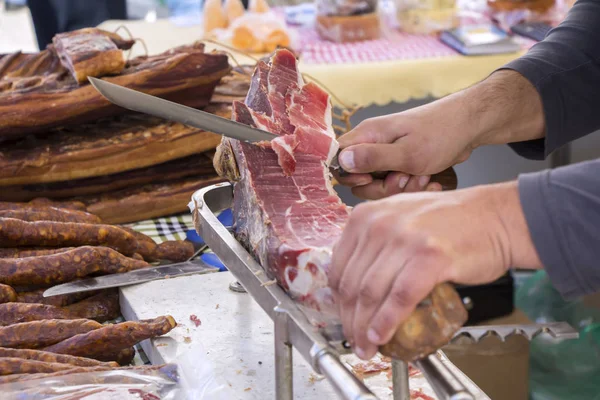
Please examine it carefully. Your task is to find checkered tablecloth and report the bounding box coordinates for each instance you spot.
[125,214,194,243]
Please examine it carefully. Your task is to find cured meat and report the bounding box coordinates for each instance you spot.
[0,206,101,223]
[0,41,229,140]
[0,104,227,187]
[16,287,97,307]
[0,199,86,211]
[229,51,338,176]
[217,50,349,322]
[43,316,177,359]
[0,247,74,258]
[0,319,102,349]
[0,284,17,303]
[0,347,118,367]
[53,28,127,84]
[0,246,148,286]
[214,50,467,357]
[0,219,140,256]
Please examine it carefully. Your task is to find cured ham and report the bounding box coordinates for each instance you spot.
[214,49,347,323]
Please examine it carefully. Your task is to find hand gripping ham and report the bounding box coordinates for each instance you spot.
[214,49,467,362]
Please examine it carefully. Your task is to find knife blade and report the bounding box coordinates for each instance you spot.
[43,259,219,297]
[88,77,456,186]
[89,77,278,144]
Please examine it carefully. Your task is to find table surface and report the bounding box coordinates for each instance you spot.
[98,18,525,107]
[121,271,491,399]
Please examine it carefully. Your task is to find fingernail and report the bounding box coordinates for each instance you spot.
[355,347,366,359]
[398,176,409,189]
[339,150,355,171]
[367,328,380,343]
[418,175,430,187]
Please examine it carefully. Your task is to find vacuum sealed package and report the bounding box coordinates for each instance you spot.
[315,0,382,42]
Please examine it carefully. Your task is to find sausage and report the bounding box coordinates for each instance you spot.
[0,364,168,384]
[0,294,120,326]
[0,347,118,367]
[0,284,16,304]
[28,198,88,211]
[16,287,97,307]
[63,290,120,322]
[0,218,140,256]
[97,346,136,366]
[43,316,176,359]
[0,246,149,286]
[0,207,101,224]
[120,227,194,262]
[120,227,158,261]
[0,247,74,258]
[0,199,87,212]
[155,240,195,262]
[0,319,102,349]
[0,357,78,375]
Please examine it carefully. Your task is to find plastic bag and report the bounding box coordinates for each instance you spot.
[515,271,600,400]
[315,0,382,42]
[209,11,296,53]
[0,342,236,399]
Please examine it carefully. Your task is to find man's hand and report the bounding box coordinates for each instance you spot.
[328,181,542,360]
[336,70,545,200]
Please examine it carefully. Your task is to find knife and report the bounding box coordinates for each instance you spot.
[89,77,457,190]
[43,259,219,297]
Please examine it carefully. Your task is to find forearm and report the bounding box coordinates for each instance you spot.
[460,70,546,149]
[517,159,600,299]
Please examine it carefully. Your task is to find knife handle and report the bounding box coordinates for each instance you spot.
[339,166,458,191]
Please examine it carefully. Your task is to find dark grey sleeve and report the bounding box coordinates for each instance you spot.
[518,159,600,299]
[501,0,600,160]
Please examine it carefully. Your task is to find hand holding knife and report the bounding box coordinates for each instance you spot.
[89,77,457,191]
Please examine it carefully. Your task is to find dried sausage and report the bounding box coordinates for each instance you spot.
[97,346,136,366]
[0,292,120,326]
[0,357,77,375]
[0,207,101,223]
[16,287,96,307]
[43,316,176,359]
[120,227,158,261]
[0,284,16,304]
[0,319,102,349]
[0,246,149,286]
[0,218,140,256]
[155,240,195,262]
[0,347,118,367]
[0,247,73,258]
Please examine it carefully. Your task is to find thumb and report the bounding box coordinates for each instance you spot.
[339,143,415,174]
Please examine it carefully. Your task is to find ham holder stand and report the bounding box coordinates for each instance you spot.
[191,183,579,400]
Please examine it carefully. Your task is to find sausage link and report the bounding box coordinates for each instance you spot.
[0,218,140,255]
[0,319,102,349]
[0,199,87,212]
[0,247,73,258]
[0,293,120,326]
[97,346,136,366]
[0,357,77,375]
[16,287,96,307]
[0,284,16,303]
[63,290,120,322]
[43,316,176,359]
[120,227,158,261]
[155,240,195,262]
[0,207,101,223]
[0,347,118,367]
[0,246,149,286]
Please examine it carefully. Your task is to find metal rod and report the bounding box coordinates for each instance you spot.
[414,353,474,400]
[274,308,293,400]
[316,351,378,400]
[392,360,410,400]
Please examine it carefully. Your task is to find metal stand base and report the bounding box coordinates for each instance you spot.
[392,360,410,400]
